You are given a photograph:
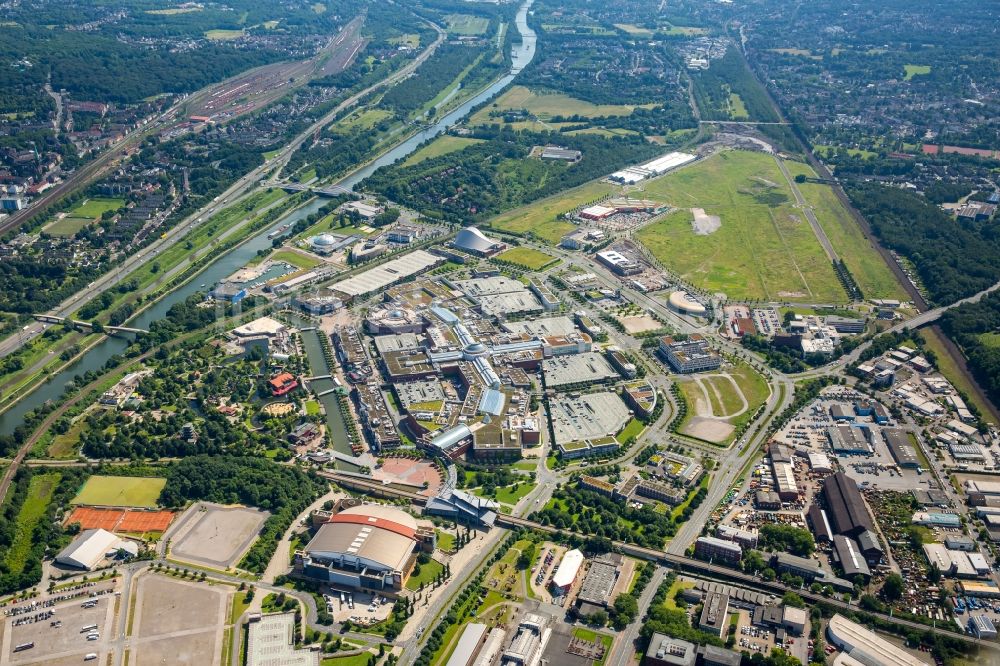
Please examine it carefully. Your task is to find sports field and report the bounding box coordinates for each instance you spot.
[72,475,166,508]
[205,28,245,40]
[69,197,124,218]
[634,150,846,302]
[402,136,483,167]
[468,85,642,124]
[783,161,907,300]
[487,180,616,244]
[495,247,558,270]
[444,13,489,35]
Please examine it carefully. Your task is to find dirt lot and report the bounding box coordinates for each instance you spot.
[682,416,735,443]
[619,314,661,334]
[166,502,270,570]
[130,573,228,666]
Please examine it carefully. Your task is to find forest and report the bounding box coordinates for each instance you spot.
[691,47,780,122]
[845,182,1000,305]
[940,293,1000,415]
[380,44,486,116]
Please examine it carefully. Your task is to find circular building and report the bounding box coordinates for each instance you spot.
[300,504,428,591]
[365,303,425,334]
[309,233,339,256]
[668,291,707,317]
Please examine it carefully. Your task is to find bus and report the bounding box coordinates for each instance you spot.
[80,624,98,633]
[14,642,34,652]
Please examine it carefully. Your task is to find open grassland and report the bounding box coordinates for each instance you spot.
[444,14,489,35]
[634,151,845,302]
[333,108,392,133]
[72,475,166,508]
[487,179,615,243]
[146,6,202,14]
[269,248,323,270]
[468,85,644,123]
[205,29,245,40]
[70,197,125,218]
[402,136,484,167]
[389,33,419,48]
[728,93,749,119]
[904,64,931,80]
[614,23,654,37]
[405,557,444,590]
[784,161,907,300]
[6,473,60,574]
[495,246,558,270]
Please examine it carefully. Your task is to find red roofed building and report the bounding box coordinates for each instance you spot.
[269,372,298,396]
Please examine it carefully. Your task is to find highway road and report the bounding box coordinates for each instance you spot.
[0,21,446,365]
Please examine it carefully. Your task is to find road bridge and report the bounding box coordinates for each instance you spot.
[34,313,148,335]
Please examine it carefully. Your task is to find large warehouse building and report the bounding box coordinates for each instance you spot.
[821,472,874,538]
[826,614,929,666]
[297,505,434,591]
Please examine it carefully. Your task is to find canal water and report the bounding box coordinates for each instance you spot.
[0,0,537,436]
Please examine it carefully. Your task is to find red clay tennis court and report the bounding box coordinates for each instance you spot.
[65,507,175,533]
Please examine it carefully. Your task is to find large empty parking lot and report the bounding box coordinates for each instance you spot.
[165,502,270,570]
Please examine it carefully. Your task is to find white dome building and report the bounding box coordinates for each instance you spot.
[668,291,707,317]
[309,233,339,256]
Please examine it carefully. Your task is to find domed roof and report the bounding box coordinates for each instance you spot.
[464,342,488,356]
[312,233,336,246]
[668,291,707,315]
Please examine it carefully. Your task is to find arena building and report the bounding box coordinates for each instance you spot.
[453,226,506,257]
[296,504,434,591]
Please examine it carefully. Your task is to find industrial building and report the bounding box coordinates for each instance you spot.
[501,614,550,666]
[595,249,642,276]
[883,428,919,468]
[821,472,874,537]
[576,556,621,613]
[447,624,489,666]
[826,425,873,454]
[832,535,871,579]
[55,529,133,570]
[968,615,998,639]
[552,549,584,593]
[297,504,434,591]
[657,335,721,374]
[772,461,799,501]
[826,614,929,666]
[609,151,696,184]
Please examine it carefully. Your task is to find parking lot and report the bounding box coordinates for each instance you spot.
[1,585,115,665]
[326,590,392,626]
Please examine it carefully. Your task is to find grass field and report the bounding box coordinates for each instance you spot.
[784,161,907,300]
[634,150,845,302]
[495,246,558,270]
[388,33,419,48]
[921,327,998,424]
[69,197,124,219]
[405,557,444,590]
[402,136,483,167]
[5,473,60,574]
[436,530,456,552]
[205,29,245,40]
[614,23,653,37]
[728,93,749,120]
[980,332,1000,349]
[321,655,372,666]
[661,24,707,36]
[47,216,94,236]
[488,179,615,244]
[904,64,931,80]
[469,85,643,124]
[495,483,536,505]
[146,6,202,14]
[72,475,166,508]
[727,362,770,430]
[444,13,489,35]
[269,248,322,270]
[617,417,645,443]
